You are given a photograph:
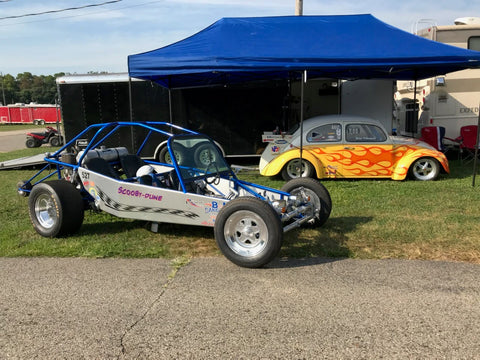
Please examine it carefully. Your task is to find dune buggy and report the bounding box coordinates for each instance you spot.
[18,122,332,268]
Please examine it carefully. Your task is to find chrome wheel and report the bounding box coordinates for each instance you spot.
[282,159,314,180]
[224,210,268,258]
[411,158,439,181]
[34,193,57,229]
[289,187,321,223]
[281,178,332,227]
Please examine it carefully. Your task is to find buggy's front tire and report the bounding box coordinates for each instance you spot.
[281,178,332,227]
[28,180,84,237]
[214,197,283,268]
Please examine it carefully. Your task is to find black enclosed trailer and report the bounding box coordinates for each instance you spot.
[56,73,292,160]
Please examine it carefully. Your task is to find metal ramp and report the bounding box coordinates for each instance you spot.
[0,154,47,170]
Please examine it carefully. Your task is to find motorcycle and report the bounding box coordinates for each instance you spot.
[25,126,64,148]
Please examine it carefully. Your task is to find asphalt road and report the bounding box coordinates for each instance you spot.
[1,257,479,359]
[0,128,40,153]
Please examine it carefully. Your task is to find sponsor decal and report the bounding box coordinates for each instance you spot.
[201,216,216,226]
[117,186,163,202]
[275,139,288,145]
[89,187,100,201]
[271,145,280,153]
[204,201,225,214]
[98,188,198,218]
[83,181,100,200]
[186,198,201,207]
[83,180,95,187]
[326,165,337,176]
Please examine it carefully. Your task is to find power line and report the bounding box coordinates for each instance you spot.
[0,0,164,26]
[0,0,122,20]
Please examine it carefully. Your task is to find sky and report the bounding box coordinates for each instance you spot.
[0,0,477,76]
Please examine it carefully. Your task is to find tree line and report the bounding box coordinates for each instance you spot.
[0,72,66,106]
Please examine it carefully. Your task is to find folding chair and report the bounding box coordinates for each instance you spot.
[459,125,480,163]
[420,126,446,151]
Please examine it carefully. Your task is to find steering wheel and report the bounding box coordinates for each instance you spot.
[204,161,220,185]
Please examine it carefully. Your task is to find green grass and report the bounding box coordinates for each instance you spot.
[0,124,45,132]
[1,148,480,263]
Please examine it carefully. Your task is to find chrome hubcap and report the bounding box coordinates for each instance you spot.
[224,210,268,257]
[35,194,57,229]
[413,159,435,180]
[287,160,307,178]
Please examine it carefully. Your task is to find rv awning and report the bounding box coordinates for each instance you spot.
[127,14,480,88]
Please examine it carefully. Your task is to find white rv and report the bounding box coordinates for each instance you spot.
[396,17,480,140]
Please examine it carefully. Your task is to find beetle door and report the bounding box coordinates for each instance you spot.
[304,123,344,178]
[341,123,394,178]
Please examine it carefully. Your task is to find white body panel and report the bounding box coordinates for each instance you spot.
[396,21,480,139]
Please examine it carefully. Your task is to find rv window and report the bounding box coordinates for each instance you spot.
[468,36,480,51]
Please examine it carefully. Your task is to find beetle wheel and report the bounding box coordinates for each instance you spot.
[281,158,314,181]
[410,157,440,181]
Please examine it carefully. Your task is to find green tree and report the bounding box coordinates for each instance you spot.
[1,72,66,105]
[1,73,17,105]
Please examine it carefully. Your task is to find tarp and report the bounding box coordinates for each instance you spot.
[128,14,480,88]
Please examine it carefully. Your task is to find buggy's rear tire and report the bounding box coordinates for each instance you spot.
[214,197,283,268]
[28,180,84,237]
[281,178,332,227]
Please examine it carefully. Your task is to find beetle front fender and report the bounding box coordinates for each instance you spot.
[391,149,449,180]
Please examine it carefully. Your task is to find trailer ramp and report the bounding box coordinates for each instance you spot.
[0,154,47,170]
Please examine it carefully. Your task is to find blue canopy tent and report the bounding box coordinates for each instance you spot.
[128,14,480,184]
[128,14,480,87]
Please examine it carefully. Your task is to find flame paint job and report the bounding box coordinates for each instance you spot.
[260,143,449,180]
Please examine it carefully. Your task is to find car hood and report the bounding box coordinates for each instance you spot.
[390,136,435,150]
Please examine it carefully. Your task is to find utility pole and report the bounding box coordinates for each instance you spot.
[295,0,303,16]
[0,72,6,106]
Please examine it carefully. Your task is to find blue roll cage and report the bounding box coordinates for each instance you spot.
[19,121,290,201]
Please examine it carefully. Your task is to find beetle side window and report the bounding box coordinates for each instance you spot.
[307,123,342,143]
[345,124,387,142]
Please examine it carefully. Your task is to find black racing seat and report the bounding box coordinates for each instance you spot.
[120,154,145,179]
[84,157,120,179]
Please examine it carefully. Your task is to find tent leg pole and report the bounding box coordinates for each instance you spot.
[472,102,480,186]
[128,77,133,122]
[168,89,173,123]
[412,80,418,137]
[299,70,306,177]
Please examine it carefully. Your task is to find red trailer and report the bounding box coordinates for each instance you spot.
[0,103,61,125]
